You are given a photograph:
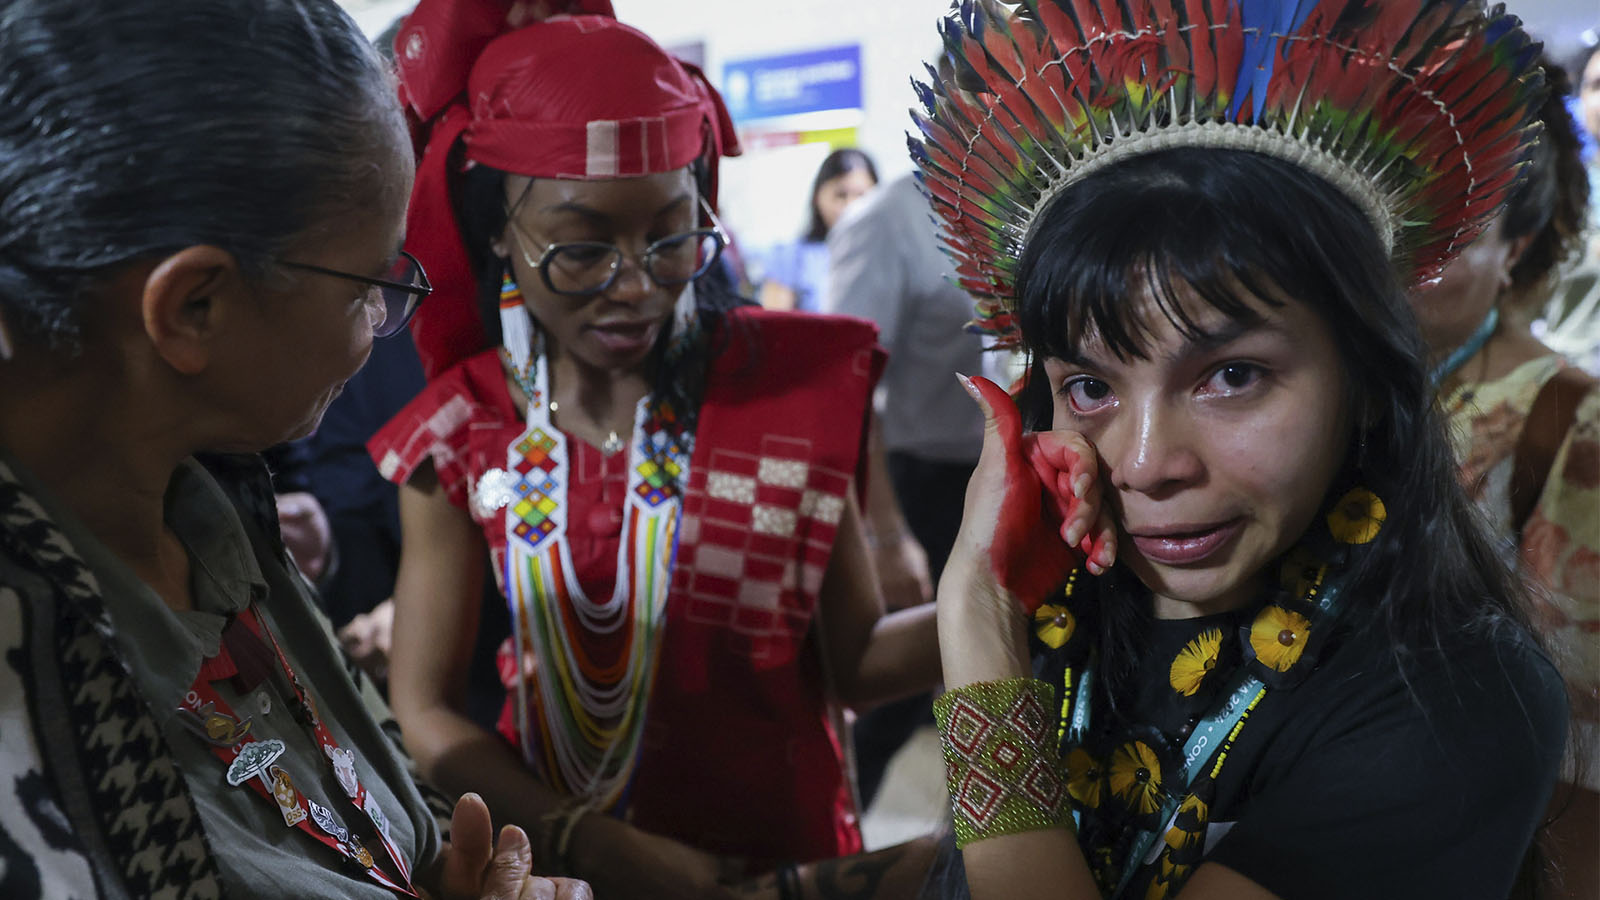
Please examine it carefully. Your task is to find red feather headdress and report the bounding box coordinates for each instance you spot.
[911,0,1545,348]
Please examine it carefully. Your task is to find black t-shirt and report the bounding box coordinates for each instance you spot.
[1015,607,1569,900]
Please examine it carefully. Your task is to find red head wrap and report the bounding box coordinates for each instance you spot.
[395,0,740,378]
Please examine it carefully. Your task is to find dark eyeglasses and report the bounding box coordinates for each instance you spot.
[280,250,431,338]
[508,197,728,298]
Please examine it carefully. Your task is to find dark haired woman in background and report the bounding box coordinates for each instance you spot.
[759,148,879,312]
[911,1,1566,898]
[0,1,585,897]
[1414,57,1598,900]
[369,2,938,898]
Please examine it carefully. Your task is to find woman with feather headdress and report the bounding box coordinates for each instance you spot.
[916,1,1569,897]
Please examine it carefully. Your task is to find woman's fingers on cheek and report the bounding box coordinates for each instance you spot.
[1037,432,1101,503]
[1024,437,1081,523]
[1062,477,1100,548]
[1023,437,1056,488]
[1053,471,1078,519]
[1085,510,1117,573]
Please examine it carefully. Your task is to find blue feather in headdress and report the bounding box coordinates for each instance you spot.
[1230,0,1317,120]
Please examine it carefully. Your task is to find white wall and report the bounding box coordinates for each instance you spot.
[612,0,950,185]
[610,0,952,264]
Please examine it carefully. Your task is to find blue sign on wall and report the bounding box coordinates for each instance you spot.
[721,45,862,123]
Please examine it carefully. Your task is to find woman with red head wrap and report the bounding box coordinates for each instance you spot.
[367,3,942,896]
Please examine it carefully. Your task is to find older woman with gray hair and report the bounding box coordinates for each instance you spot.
[0,1,587,898]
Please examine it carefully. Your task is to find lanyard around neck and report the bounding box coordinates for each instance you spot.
[1429,306,1499,387]
[178,605,417,896]
[1069,582,1345,899]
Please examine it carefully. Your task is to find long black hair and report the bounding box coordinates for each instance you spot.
[452,159,752,446]
[804,148,879,242]
[0,0,402,351]
[1012,147,1532,689]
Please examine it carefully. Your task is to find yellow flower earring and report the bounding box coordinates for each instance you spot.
[1033,568,1085,650]
[1327,487,1386,544]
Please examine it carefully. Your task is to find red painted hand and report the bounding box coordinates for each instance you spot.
[956,375,1115,614]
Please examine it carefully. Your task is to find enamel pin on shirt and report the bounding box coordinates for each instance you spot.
[269,765,309,827]
[179,604,418,895]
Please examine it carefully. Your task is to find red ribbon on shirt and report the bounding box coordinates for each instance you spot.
[178,606,417,897]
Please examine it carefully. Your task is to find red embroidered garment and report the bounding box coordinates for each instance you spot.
[370,308,881,863]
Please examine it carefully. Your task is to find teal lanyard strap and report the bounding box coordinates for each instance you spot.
[1066,582,1347,899]
[1066,664,1095,831]
[1429,306,1498,387]
[1108,674,1265,898]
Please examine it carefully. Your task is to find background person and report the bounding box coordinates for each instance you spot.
[759,148,879,313]
[825,168,987,810]
[1413,56,1598,900]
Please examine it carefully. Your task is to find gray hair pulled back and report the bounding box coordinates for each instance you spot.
[0,0,403,348]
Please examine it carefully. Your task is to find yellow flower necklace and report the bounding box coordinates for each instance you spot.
[1049,485,1384,898]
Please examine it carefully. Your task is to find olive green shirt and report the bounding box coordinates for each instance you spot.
[11,455,438,899]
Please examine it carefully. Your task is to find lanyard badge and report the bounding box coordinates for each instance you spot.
[178,606,416,896]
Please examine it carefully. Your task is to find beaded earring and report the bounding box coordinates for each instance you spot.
[500,268,535,385]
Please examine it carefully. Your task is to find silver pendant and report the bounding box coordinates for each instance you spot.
[601,431,625,455]
[308,798,349,844]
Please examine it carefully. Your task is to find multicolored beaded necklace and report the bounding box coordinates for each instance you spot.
[479,275,693,811]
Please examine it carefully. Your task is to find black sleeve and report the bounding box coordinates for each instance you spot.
[1207,634,1568,900]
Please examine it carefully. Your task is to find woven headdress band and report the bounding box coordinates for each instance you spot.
[911,0,1544,348]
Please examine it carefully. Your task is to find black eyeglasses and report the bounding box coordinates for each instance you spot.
[280,250,432,338]
[508,197,728,298]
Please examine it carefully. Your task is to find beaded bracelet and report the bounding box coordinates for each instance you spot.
[933,677,1073,848]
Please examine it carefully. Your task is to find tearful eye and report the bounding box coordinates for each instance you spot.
[1064,377,1114,414]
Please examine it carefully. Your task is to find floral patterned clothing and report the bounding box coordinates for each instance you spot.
[1443,354,1600,786]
